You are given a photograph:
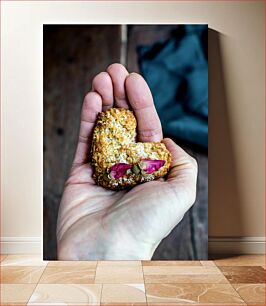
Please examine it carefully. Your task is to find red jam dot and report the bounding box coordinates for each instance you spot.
[139,160,165,174]
[110,163,132,179]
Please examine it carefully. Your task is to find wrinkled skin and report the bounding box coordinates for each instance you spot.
[57,64,198,260]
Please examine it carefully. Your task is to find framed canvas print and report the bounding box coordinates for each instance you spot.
[43,24,208,260]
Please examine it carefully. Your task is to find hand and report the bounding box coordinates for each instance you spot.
[56,63,198,260]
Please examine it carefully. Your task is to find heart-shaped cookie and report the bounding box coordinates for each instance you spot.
[91,108,171,190]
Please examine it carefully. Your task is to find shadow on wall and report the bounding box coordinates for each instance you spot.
[208,29,243,243]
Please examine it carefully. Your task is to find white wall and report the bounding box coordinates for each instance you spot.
[1,1,265,254]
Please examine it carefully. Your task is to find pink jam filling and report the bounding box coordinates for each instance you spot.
[110,163,132,179]
[109,159,166,179]
[139,159,165,174]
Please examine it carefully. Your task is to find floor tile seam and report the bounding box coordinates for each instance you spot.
[140,260,147,305]
[92,260,98,282]
[230,282,266,304]
[220,281,247,304]
[26,265,47,305]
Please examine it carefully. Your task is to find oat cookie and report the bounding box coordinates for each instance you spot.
[91,108,171,190]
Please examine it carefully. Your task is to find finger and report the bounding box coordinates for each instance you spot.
[125,73,163,142]
[162,138,198,186]
[72,92,102,167]
[92,72,113,112]
[107,63,130,108]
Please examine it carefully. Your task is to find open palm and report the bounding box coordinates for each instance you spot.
[57,64,197,260]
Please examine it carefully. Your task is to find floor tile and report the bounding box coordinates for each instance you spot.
[142,260,201,266]
[143,265,228,283]
[200,260,216,266]
[147,302,246,306]
[101,284,146,303]
[1,266,45,284]
[48,260,97,267]
[101,304,146,306]
[1,284,36,303]
[219,266,265,283]
[95,264,144,283]
[98,260,141,266]
[1,254,48,266]
[27,284,101,305]
[39,266,96,284]
[1,304,27,306]
[233,283,266,303]
[214,255,265,267]
[145,283,245,304]
[146,303,246,306]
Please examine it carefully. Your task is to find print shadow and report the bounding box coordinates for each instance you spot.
[208,28,243,257]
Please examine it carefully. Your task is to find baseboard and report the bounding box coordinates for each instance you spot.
[0,237,42,254]
[0,236,265,255]
[209,236,265,255]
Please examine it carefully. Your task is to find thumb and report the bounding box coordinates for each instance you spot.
[162,138,198,191]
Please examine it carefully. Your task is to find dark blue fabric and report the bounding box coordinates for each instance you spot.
[137,25,208,149]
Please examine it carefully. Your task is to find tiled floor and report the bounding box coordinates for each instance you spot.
[0,254,265,305]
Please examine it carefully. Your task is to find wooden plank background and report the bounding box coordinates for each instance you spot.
[44,25,208,260]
